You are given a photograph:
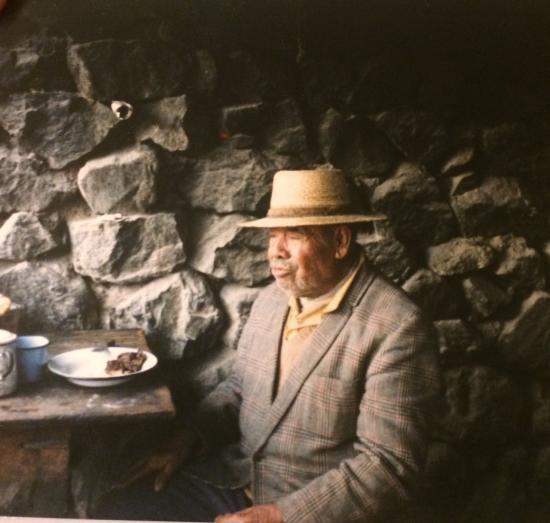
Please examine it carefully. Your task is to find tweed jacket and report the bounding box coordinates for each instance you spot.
[188,261,441,523]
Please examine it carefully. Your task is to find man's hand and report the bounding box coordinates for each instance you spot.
[114,427,199,492]
[215,504,284,523]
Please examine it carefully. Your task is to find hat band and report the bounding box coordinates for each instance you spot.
[267,205,354,218]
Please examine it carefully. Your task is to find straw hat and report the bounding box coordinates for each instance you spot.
[241,169,386,228]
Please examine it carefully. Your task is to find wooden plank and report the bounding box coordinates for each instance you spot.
[0,329,175,426]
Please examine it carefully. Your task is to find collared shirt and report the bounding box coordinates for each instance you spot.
[283,254,365,341]
[277,255,364,389]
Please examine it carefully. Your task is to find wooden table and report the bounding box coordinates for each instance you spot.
[0,329,176,517]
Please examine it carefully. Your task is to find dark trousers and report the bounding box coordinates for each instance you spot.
[92,471,252,522]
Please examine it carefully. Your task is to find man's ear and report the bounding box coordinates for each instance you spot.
[334,225,352,259]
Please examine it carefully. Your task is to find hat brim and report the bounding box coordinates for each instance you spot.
[239,214,387,228]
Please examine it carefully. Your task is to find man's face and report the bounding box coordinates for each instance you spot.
[267,226,350,298]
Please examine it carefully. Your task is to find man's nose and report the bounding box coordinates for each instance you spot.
[268,233,289,258]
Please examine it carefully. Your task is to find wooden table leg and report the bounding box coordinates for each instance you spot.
[0,426,70,516]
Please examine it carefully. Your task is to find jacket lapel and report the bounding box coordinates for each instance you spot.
[252,264,376,454]
[253,289,288,410]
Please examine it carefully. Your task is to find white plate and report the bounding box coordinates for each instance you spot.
[47,346,158,387]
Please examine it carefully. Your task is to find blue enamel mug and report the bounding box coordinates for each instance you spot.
[16,335,49,384]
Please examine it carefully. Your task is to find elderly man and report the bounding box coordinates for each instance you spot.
[96,169,440,523]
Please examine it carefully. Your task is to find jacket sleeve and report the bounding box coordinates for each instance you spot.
[275,311,441,523]
[190,369,243,450]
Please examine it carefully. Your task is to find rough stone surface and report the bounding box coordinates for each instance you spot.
[499,291,550,372]
[532,381,550,436]
[451,177,541,240]
[443,171,479,197]
[108,271,222,359]
[441,147,475,176]
[0,259,97,332]
[77,145,158,214]
[439,365,524,443]
[530,447,550,503]
[375,109,449,169]
[402,269,463,320]
[462,274,511,319]
[188,213,270,286]
[473,319,503,348]
[264,98,307,155]
[489,235,546,299]
[68,39,190,101]
[435,319,483,361]
[135,95,189,152]
[193,49,218,96]
[318,107,345,163]
[181,146,276,213]
[221,102,263,138]
[0,38,74,93]
[372,162,456,246]
[543,242,550,280]
[0,92,119,169]
[332,116,399,179]
[0,212,58,261]
[0,147,76,213]
[459,448,530,523]
[427,237,495,276]
[357,231,415,284]
[69,214,185,284]
[219,284,262,352]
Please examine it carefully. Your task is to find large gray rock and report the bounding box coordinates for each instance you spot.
[499,291,550,372]
[0,147,76,213]
[0,38,74,93]
[69,214,185,284]
[443,171,479,197]
[193,49,218,97]
[440,147,475,176]
[0,212,58,261]
[0,92,119,169]
[375,109,449,169]
[439,365,523,443]
[188,213,270,286]
[489,235,546,299]
[423,441,470,502]
[264,98,307,155]
[532,381,550,437]
[135,95,189,152]
[0,259,97,332]
[473,319,503,348]
[357,231,415,284]
[530,447,550,504]
[68,39,190,101]
[427,237,495,276]
[435,319,483,362]
[318,107,345,164]
[219,284,261,352]
[461,274,511,319]
[371,163,456,246]
[332,116,399,179]
[108,271,222,359]
[181,146,276,213]
[459,448,530,523]
[77,145,158,214]
[221,102,263,137]
[543,242,550,281]
[402,269,463,320]
[451,177,541,240]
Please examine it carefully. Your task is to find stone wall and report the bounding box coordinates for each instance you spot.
[1,1,550,520]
